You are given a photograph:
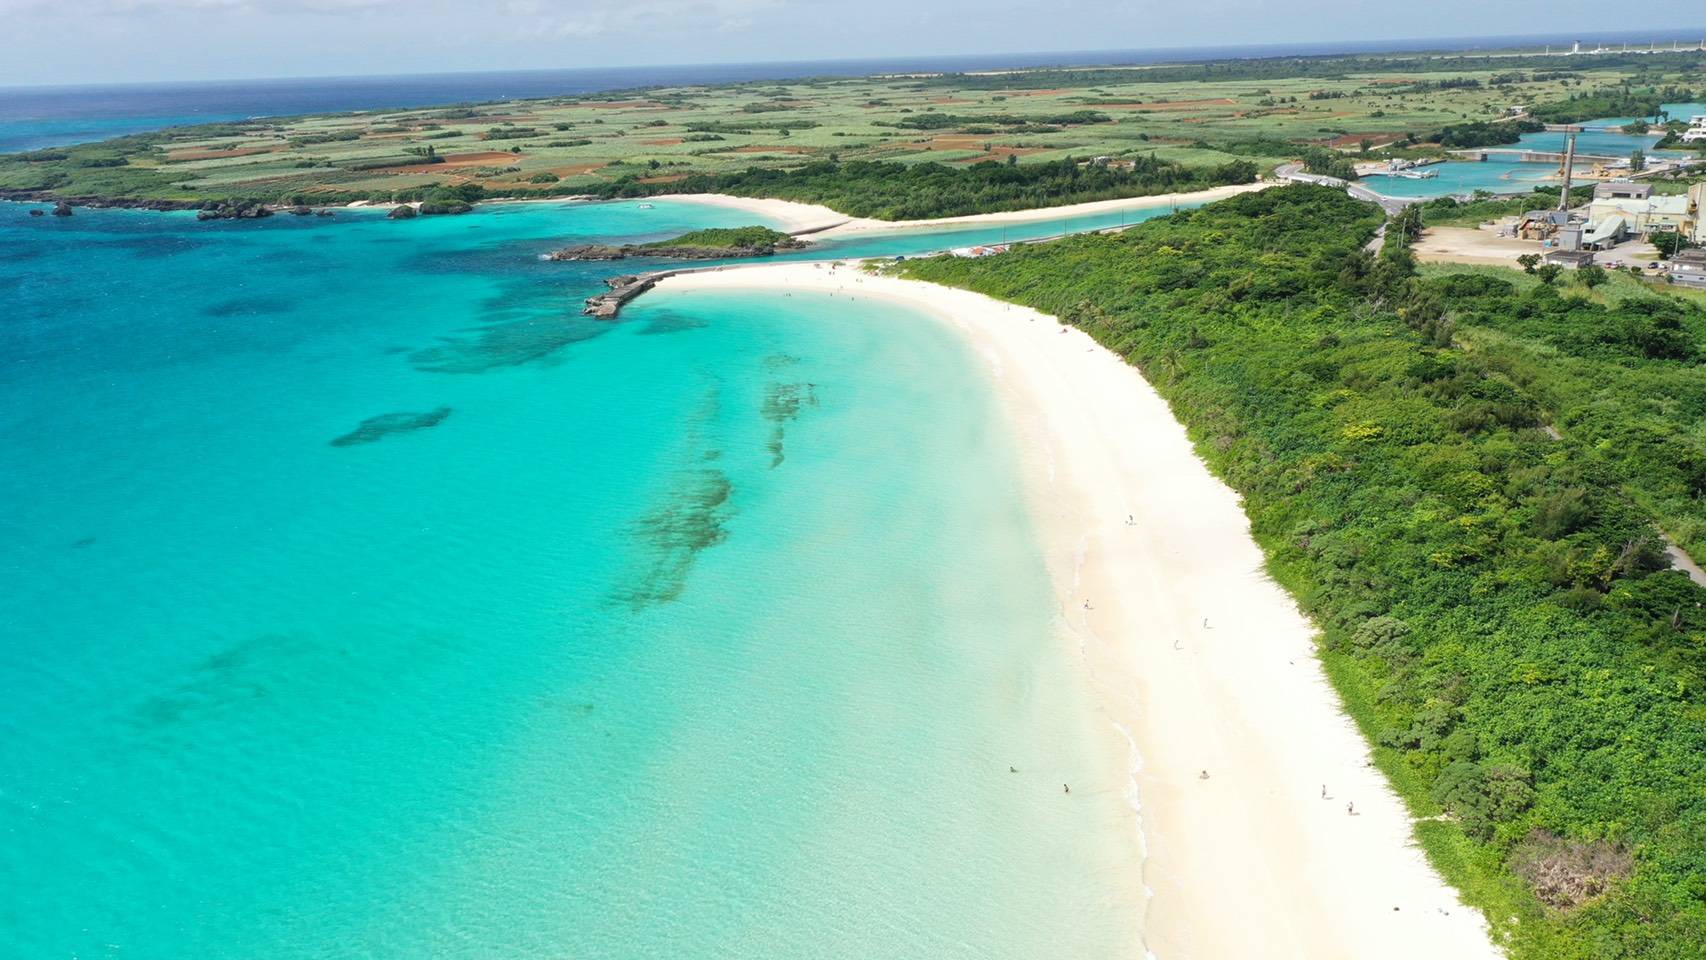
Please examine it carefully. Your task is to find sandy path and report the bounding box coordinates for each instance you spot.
[650,263,1503,960]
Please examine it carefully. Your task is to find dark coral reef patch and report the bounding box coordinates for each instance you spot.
[330,407,452,447]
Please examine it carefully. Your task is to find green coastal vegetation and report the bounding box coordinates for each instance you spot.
[1,49,1700,218]
[547,224,804,261]
[636,225,794,249]
[899,185,1706,958]
[595,156,1260,219]
[1413,184,1596,227]
[1526,88,1676,124]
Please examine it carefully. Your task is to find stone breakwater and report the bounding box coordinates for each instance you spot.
[583,274,660,319]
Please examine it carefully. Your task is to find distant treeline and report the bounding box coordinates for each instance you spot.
[901,185,1706,958]
[1435,119,1545,148]
[1298,146,1358,180]
[890,110,1110,130]
[1529,89,1668,124]
[590,156,1259,220]
[684,120,819,134]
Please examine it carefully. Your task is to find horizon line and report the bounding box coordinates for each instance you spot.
[5,27,1706,94]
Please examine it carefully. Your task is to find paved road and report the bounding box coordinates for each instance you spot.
[1273,162,1345,188]
[1363,223,1387,254]
[1348,184,1414,217]
[1274,163,1415,217]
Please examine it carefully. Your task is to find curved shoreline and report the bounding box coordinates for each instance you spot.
[649,262,1502,960]
[4,183,1272,240]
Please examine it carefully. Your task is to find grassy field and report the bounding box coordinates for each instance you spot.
[1420,259,1706,305]
[2,50,1701,211]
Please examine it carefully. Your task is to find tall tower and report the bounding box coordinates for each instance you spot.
[1558,130,1577,212]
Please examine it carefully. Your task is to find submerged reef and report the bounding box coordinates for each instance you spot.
[612,467,733,608]
[329,407,452,447]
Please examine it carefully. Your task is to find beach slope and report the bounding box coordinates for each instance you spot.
[653,262,1502,960]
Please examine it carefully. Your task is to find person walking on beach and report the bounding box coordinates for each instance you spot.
[1347,801,1356,816]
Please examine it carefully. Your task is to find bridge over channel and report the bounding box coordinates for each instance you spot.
[1448,148,1624,164]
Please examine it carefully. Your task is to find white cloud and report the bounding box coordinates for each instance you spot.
[498,0,785,40]
[1,0,399,13]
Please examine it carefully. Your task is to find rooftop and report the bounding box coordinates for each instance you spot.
[1588,195,1692,216]
[1593,180,1652,200]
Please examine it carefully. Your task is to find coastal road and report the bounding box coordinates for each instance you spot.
[1275,163,1415,217]
[1349,183,1415,217]
[1273,162,1345,188]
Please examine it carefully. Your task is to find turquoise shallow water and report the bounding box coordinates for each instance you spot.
[0,197,1147,957]
[1362,102,1699,200]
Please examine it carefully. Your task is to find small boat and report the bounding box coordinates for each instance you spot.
[636,202,654,210]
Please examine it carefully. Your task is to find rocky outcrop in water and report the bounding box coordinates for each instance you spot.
[387,205,418,220]
[0,191,225,212]
[195,200,272,221]
[547,244,627,261]
[51,201,73,217]
[28,208,44,217]
[546,238,807,262]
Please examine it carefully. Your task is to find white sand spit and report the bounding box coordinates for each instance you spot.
[657,181,1271,240]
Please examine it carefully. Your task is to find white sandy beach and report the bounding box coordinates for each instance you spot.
[653,263,1503,960]
[651,192,864,233]
[658,182,1270,239]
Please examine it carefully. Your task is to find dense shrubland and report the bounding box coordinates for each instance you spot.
[1529,89,1676,124]
[593,156,1260,220]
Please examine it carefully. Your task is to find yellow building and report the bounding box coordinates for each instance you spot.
[1693,183,1706,244]
[1585,193,1693,245]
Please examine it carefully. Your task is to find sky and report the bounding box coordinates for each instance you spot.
[2,0,1703,87]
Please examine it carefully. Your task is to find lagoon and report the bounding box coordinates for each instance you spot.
[1362,102,1700,200]
[0,196,1149,958]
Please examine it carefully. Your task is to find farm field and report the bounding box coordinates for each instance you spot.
[2,50,1702,212]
